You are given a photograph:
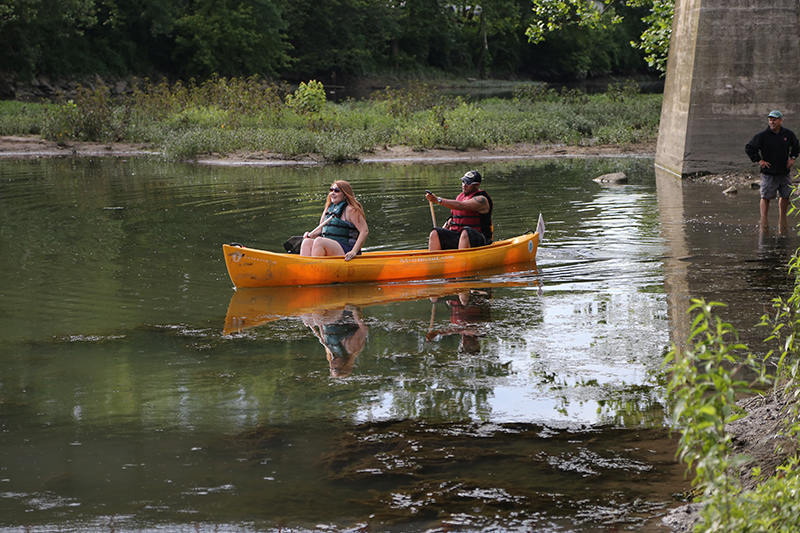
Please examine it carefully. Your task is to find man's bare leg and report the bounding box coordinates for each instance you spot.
[458,230,471,249]
[428,230,442,251]
[760,198,770,227]
[778,196,789,229]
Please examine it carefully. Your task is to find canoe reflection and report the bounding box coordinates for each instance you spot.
[223,262,538,336]
[302,305,368,377]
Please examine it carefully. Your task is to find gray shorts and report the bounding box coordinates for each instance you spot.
[760,173,793,200]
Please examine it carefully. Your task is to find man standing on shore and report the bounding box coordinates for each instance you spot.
[745,110,800,228]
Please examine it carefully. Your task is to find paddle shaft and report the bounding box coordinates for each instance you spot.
[426,189,437,227]
[308,215,335,237]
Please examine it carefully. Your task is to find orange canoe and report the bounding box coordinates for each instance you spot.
[222,232,539,288]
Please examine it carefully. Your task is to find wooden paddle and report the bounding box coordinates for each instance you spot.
[426,190,437,227]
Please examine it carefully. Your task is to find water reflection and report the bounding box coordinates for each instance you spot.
[223,262,541,335]
[303,305,369,377]
[655,168,798,355]
[426,289,493,355]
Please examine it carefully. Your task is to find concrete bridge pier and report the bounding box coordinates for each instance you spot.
[655,0,800,178]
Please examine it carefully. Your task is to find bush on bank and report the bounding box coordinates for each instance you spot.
[0,77,661,162]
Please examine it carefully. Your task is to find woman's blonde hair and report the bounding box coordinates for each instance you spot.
[323,180,365,218]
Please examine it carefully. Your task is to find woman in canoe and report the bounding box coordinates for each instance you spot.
[300,180,369,261]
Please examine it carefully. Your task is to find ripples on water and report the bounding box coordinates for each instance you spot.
[0,156,718,531]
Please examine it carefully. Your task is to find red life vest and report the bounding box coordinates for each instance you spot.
[450,190,493,241]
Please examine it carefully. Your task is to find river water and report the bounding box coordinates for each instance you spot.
[0,156,794,532]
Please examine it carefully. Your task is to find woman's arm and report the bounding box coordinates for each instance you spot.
[344,210,369,261]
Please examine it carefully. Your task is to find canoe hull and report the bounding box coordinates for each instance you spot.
[222,232,538,288]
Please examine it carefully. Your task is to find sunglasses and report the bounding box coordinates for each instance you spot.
[329,187,341,192]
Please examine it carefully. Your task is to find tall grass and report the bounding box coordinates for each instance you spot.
[3,77,662,162]
[0,100,53,135]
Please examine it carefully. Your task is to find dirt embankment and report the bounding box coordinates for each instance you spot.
[0,134,657,165]
[0,134,757,190]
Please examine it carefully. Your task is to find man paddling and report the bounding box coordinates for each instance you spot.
[424,170,493,250]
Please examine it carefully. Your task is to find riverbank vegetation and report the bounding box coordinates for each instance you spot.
[0,77,660,162]
[666,241,800,531]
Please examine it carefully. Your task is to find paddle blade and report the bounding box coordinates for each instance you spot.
[283,236,303,254]
[536,213,545,241]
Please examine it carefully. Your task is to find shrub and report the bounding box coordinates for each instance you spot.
[16,76,665,158]
[606,79,642,102]
[285,80,327,116]
[42,85,117,142]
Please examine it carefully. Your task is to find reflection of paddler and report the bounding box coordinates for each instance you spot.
[303,304,368,377]
[426,289,491,354]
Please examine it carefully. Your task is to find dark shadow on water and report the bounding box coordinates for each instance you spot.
[228,419,688,532]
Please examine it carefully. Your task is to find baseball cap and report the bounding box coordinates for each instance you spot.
[768,110,783,119]
[461,170,482,185]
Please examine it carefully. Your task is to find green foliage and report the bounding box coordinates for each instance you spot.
[512,83,559,104]
[369,82,445,118]
[665,301,766,502]
[660,187,800,531]
[627,0,673,72]
[285,80,327,116]
[129,76,286,125]
[666,287,800,530]
[759,209,800,383]
[0,0,659,83]
[527,0,673,73]
[527,0,622,45]
[0,100,50,135]
[707,456,800,532]
[172,0,290,78]
[282,0,392,78]
[26,77,662,160]
[0,0,99,76]
[606,79,641,102]
[41,84,117,143]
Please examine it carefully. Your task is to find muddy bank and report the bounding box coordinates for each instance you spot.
[663,386,799,532]
[0,134,756,190]
[0,134,657,165]
[0,135,156,159]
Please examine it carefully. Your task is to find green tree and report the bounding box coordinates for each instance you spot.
[83,0,182,74]
[388,0,464,72]
[451,0,524,77]
[627,0,672,72]
[527,0,673,73]
[0,0,98,77]
[283,0,393,80]
[172,0,290,78]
